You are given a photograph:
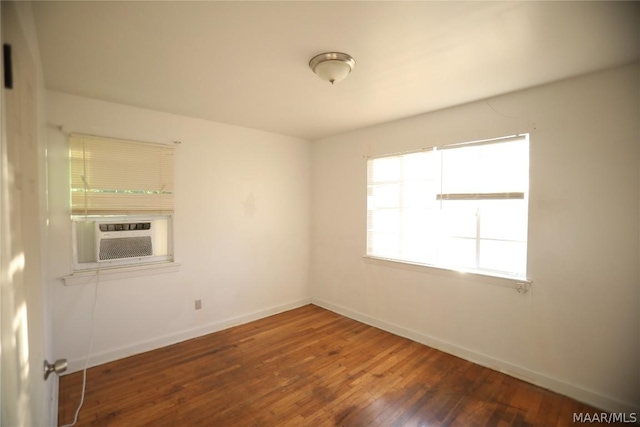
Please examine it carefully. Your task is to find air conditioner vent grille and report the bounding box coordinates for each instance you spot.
[99,236,152,260]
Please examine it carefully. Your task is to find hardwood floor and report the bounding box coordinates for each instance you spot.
[58,304,611,426]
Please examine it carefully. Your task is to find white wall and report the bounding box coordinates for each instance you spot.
[311,64,639,414]
[44,61,637,415]
[47,91,311,372]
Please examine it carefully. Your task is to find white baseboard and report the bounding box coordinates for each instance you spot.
[64,297,312,375]
[311,298,639,416]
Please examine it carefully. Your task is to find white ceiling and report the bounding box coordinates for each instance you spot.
[33,1,640,140]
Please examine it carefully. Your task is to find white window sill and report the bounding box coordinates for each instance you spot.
[62,261,181,286]
[363,255,531,292]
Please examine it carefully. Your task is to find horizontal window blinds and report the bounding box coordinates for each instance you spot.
[70,134,174,215]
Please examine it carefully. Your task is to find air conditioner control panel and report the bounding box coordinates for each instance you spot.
[98,222,151,232]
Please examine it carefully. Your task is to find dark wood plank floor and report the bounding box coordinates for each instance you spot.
[58,304,612,426]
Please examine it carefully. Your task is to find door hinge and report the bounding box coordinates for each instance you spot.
[3,44,13,89]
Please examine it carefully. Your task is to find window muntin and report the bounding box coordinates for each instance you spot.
[366,135,529,278]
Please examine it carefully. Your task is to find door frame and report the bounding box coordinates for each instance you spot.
[1,1,55,425]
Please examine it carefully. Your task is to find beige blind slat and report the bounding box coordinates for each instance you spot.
[436,192,525,201]
[70,134,174,215]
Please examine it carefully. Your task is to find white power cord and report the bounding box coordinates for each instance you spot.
[61,266,100,427]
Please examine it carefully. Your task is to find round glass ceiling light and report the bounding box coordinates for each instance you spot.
[309,52,356,84]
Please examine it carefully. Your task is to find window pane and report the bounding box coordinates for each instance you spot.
[403,232,436,265]
[441,200,477,239]
[370,184,400,209]
[479,141,528,192]
[440,139,529,194]
[402,152,431,181]
[480,200,528,241]
[369,209,400,233]
[403,181,433,209]
[402,208,430,234]
[371,156,401,182]
[439,237,476,270]
[440,146,480,194]
[479,240,527,275]
[369,231,400,259]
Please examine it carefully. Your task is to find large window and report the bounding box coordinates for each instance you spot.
[69,134,175,270]
[366,134,529,279]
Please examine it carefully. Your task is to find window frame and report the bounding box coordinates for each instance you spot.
[365,134,531,285]
[68,134,176,273]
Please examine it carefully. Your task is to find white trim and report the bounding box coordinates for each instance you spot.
[311,298,638,415]
[49,376,59,427]
[62,261,181,286]
[62,297,312,374]
[363,255,531,291]
[365,133,526,160]
[70,132,176,148]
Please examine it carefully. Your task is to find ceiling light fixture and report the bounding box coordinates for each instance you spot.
[309,52,356,85]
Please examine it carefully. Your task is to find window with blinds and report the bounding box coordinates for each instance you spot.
[70,134,174,215]
[69,134,175,270]
[366,134,529,278]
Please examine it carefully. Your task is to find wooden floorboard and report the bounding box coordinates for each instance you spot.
[58,304,619,426]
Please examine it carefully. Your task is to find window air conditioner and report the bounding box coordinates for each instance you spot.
[95,221,154,262]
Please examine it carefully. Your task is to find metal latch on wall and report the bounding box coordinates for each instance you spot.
[44,359,68,380]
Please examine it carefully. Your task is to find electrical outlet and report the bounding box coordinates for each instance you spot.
[195,299,202,310]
